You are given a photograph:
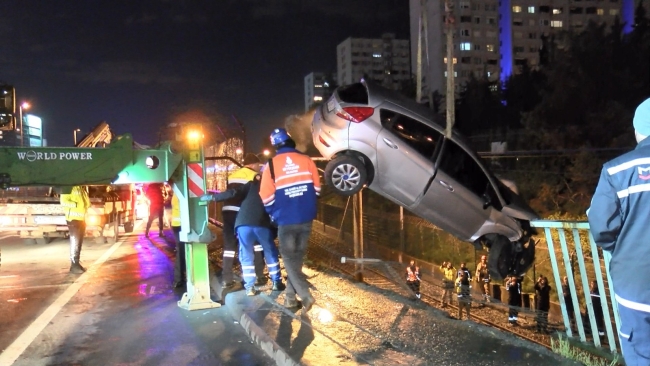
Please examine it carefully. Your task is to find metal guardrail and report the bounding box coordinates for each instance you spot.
[531,220,621,355]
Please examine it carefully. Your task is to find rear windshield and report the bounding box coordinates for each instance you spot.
[336,83,368,104]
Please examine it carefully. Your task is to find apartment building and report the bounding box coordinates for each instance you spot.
[304,72,337,112]
[336,33,411,89]
[410,0,636,97]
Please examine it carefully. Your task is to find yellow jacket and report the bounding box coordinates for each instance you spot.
[60,186,91,221]
[440,265,456,282]
[171,194,181,227]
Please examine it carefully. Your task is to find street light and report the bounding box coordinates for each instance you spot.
[262,149,270,157]
[235,148,243,155]
[18,102,30,147]
[73,128,82,146]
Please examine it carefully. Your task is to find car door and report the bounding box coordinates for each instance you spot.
[374,108,441,207]
[415,138,495,241]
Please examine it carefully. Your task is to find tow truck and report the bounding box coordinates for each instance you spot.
[0,84,218,311]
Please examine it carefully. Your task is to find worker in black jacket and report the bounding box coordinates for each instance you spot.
[201,172,285,296]
[220,153,266,289]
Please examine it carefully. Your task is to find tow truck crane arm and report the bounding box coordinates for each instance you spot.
[0,134,181,188]
[75,121,113,148]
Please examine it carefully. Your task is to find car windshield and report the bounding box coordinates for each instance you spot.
[337,83,368,104]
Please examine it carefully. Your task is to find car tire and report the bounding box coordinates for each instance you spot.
[325,155,368,196]
[487,235,536,281]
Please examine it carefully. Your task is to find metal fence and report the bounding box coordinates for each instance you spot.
[532,220,621,354]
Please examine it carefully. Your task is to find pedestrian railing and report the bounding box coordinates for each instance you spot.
[531,220,621,354]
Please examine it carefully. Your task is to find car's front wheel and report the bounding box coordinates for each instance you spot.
[325,155,368,196]
[487,235,535,280]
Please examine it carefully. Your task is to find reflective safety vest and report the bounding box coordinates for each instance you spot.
[406,265,419,282]
[223,167,258,212]
[171,194,181,227]
[60,186,90,221]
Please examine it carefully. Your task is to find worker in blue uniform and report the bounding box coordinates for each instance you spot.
[588,97,650,365]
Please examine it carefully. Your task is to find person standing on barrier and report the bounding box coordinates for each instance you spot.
[440,261,455,308]
[534,276,551,333]
[260,128,320,313]
[60,185,91,274]
[220,154,267,289]
[506,276,522,325]
[456,271,471,320]
[406,260,421,300]
[475,255,491,306]
[588,97,650,365]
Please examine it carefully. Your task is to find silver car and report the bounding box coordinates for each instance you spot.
[311,80,538,280]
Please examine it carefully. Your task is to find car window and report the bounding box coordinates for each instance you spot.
[337,83,368,104]
[438,140,501,209]
[380,109,441,159]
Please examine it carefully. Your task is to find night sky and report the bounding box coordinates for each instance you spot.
[1,1,410,150]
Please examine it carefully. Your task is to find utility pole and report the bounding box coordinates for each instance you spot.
[445,0,456,138]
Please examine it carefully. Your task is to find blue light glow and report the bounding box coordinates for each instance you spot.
[622,0,635,34]
[499,0,514,83]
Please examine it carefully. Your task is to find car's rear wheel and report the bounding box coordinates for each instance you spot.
[325,155,368,196]
[487,235,535,280]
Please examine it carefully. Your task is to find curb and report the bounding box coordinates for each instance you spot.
[225,292,300,366]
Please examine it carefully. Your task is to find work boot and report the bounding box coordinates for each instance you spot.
[284,297,299,308]
[272,281,286,291]
[301,296,315,313]
[69,262,86,274]
[69,229,85,274]
[255,276,269,286]
[246,287,256,297]
[222,280,236,289]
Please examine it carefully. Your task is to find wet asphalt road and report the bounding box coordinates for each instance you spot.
[0,226,274,366]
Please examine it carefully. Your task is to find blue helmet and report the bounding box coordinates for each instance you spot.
[270,128,291,147]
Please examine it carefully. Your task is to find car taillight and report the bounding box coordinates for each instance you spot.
[336,107,374,123]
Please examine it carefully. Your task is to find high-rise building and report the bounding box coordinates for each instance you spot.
[337,33,411,89]
[304,72,337,112]
[410,0,636,97]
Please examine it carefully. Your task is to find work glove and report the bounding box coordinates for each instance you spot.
[200,194,215,202]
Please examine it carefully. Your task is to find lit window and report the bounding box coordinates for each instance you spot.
[528,6,535,13]
[597,8,604,15]
[486,44,495,52]
[513,5,522,12]
[324,81,329,87]
[444,71,459,78]
[372,53,382,58]
[609,9,619,15]
[443,57,458,64]
[551,20,563,27]
[487,71,492,77]
[313,96,323,102]
[460,42,472,51]
[553,8,562,14]
[314,84,323,88]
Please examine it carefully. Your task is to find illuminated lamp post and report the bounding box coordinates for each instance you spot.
[18,102,30,146]
[73,128,82,146]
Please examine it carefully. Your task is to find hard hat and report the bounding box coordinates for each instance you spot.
[270,128,291,147]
